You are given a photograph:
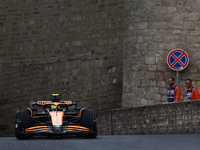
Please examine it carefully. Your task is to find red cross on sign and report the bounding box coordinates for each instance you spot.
[167,49,189,71]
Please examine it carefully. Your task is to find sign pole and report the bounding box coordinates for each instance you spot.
[176,71,179,85]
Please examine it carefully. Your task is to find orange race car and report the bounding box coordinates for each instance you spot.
[15,94,97,139]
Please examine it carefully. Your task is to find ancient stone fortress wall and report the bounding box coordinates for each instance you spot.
[98,101,200,135]
[2,0,200,137]
[123,0,200,108]
[0,0,124,136]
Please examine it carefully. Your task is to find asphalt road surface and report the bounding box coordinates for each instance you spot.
[0,134,200,150]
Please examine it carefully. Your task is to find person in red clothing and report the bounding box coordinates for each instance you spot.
[185,79,200,101]
[167,77,181,102]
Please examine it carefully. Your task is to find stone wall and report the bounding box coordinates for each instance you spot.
[2,0,200,137]
[123,0,200,108]
[98,101,200,135]
[0,0,124,136]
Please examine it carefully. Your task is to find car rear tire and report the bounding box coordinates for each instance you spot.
[81,109,97,138]
[15,110,30,140]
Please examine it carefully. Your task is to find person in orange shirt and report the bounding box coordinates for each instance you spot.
[185,79,200,101]
[167,77,181,102]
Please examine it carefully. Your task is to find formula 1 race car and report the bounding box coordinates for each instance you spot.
[15,94,97,139]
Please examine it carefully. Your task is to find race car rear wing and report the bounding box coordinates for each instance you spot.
[32,101,77,107]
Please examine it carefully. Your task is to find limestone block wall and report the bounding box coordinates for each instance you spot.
[123,0,200,108]
[98,101,200,135]
[0,0,124,136]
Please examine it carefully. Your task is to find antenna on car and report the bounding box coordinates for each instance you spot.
[51,94,60,102]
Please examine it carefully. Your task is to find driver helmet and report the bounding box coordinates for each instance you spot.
[50,105,60,110]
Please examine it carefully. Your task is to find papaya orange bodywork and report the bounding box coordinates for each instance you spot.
[67,125,89,132]
[77,107,85,117]
[25,126,48,132]
[49,111,64,126]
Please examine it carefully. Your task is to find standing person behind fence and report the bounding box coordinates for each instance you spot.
[185,79,200,101]
[167,77,181,102]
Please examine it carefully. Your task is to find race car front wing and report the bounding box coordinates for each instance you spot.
[23,125,92,135]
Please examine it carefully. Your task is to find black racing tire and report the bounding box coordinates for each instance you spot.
[15,110,30,140]
[81,109,97,138]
